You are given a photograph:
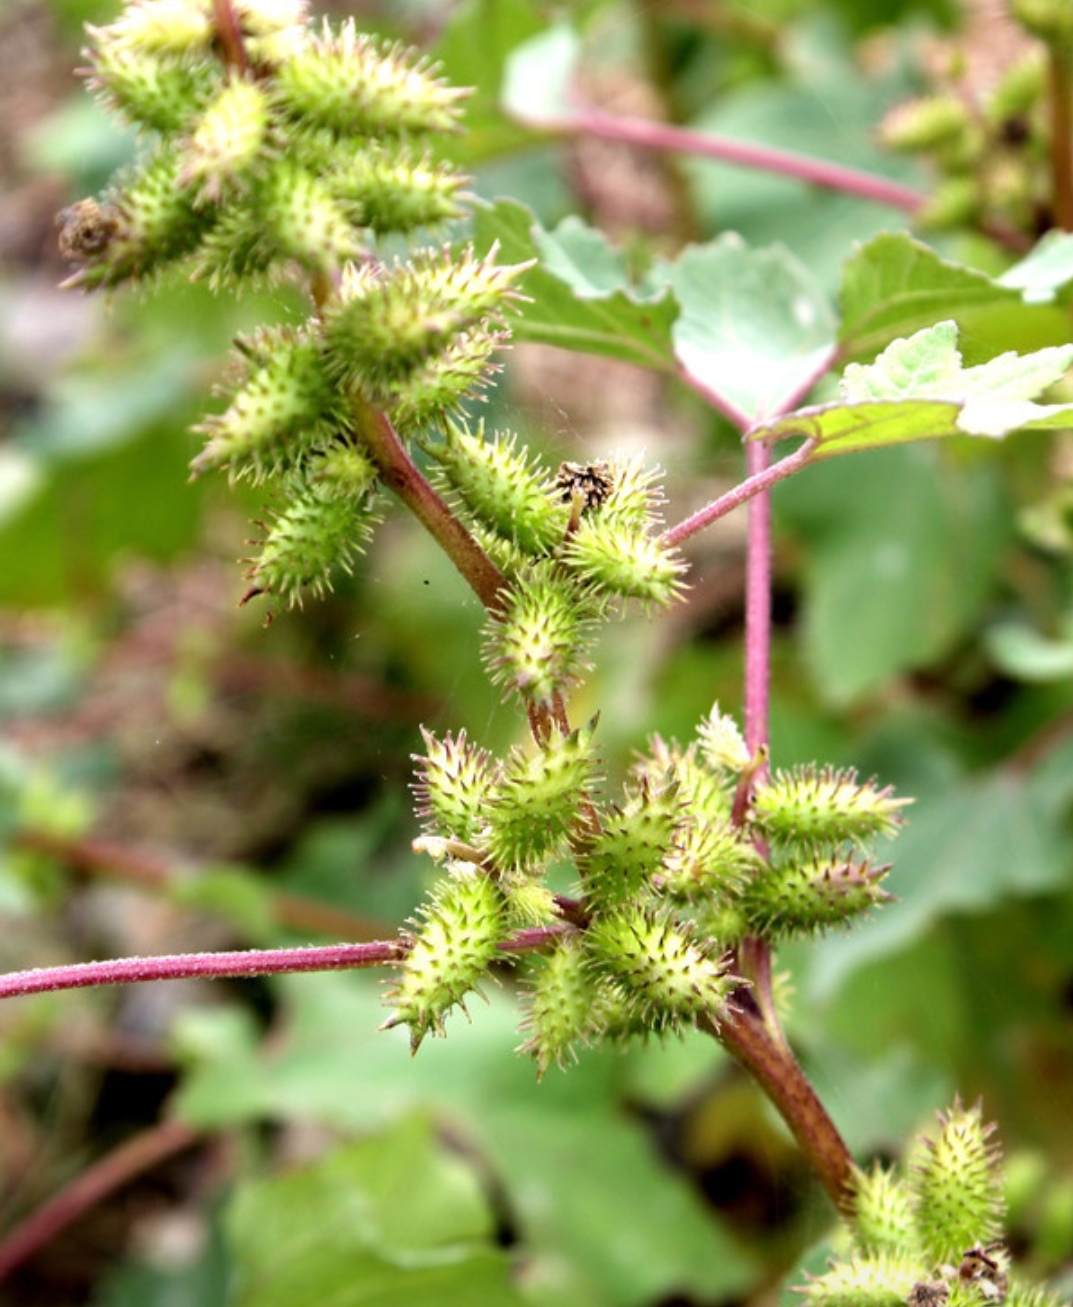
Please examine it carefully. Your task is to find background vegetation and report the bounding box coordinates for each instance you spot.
[2,0,1073,1304]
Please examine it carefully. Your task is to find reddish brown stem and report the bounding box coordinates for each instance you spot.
[704,1003,855,1217]
[0,1119,201,1281]
[351,402,507,613]
[1048,43,1073,231]
[211,0,248,72]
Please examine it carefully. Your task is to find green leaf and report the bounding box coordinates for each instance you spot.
[996,230,1073,303]
[775,444,1010,703]
[838,232,1071,363]
[840,320,1073,404]
[225,1114,526,1307]
[471,199,678,371]
[752,322,1073,457]
[500,22,578,125]
[177,975,757,1307]
[668,234,837,423]
[985,621,1073,682]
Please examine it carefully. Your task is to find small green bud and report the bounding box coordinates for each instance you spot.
[740,854,892,940]
[483,725,598,872]
[385,325,506,435]
[750,766,908,849]
[591,453,667,528]
[800,1251,919,1307]
[483,563,596,708]
[178,76,271,201]
[519,937,611,1075]
[561,516,687,607]
[501,878,557,927]
[880,96,972,153]
[428,423,568,556]
[586,907,738,1032]
[696,705,751,772]
[327,146,466,234]
[909,1102,1004,1263]
[234,0,308,69]
[412,727,497,845]
[274,19,467,139]
[87,43,213,133]
[191,328,343,482]
[383,866,506,1051]
[851,1164,921,1257]
[90,0,215,59]
[988,53,1046,126]
[242,452,380,608]
[631,736,732,823]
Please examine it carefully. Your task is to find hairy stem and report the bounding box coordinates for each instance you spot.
[663,440,815,549]
[540,105,928,212]
[0,1119,201,1281]
[0,927,571,1002]
[704,1003,855,1217]
[742,436,773,759]
[350,400,508,612]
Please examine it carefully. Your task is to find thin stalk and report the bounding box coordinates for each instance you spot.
[1047,43,1073,230]
[663,438,815,548]
[742,436,772,759]
[0,1119,201,1281]
[541,106,927,213]
[703,1004,855,1218]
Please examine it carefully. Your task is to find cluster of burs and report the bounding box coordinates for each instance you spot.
[810,1102,1061,1307]
[62,0,531,609]
[62,0,915,1070]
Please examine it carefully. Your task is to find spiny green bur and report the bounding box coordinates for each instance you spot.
[909,1103,1004,1263]
[383,868,506,1051]
[519,937,609,1075]
[483,563,596,708]
[413,728,497,846]
[483,727,599,872]
[751,766,909,848]
[740,854,892,940]
[850,1165,920,1257]
[586,907,737,1033]
[429,424,569,556]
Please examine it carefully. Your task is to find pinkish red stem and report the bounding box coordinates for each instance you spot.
[0,927,570,1002]
[539,105,927,213]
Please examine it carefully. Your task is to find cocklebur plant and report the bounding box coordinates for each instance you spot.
[25,0,1073,1299]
